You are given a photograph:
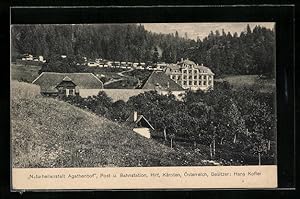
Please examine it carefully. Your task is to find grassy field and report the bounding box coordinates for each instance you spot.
[11,81,212,168]
[11,63,42,83]
[215,75,276,93]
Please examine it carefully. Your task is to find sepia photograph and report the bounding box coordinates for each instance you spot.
[11,22,276,169]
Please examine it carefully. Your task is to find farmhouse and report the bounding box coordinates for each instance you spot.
[140,71,184,91]
[32,72,103,97]
[165,58,214,91]
[126,111,155,139]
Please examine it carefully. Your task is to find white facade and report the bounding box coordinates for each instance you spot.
[165,59,214,91]
[38,56,44,62]
[133,128,151,139]
[78,89,102,98]
[87,62,99,67]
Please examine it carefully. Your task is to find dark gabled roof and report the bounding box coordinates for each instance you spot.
[140,71,184,91]
[32,72,103,93]
[194,65,215,75]
[126,113,155,130]
[167,64,181,70]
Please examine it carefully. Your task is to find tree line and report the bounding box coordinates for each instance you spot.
[12,24,275,77]
[60,82,276,165]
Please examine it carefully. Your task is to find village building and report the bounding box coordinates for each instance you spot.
[38,56,46,62]
[18,54,45,65]
[21,54,33,61]
[155,62,167,71]
[126,111,155,139]
[87,62,99,67]
[32,72,103,97]
[165,58,214,91]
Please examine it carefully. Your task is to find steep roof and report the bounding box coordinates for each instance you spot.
[166,64,181,70]
[169,59,214,75]
[194,65,215,75]
[32,72,103,93]
[126,113,155,130]
[140,71,184,91]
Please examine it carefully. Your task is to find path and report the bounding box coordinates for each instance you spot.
[104,68,134,86]
[117,68,134,77]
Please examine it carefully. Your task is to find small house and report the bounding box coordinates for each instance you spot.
[87,62,98,67]
[38,56,44,62]
[55,76,78,97]
[126,111,155,139]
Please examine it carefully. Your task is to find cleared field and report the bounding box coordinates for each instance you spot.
[11,63,42,83]
[11,81,210,168]
[215,75,276,93]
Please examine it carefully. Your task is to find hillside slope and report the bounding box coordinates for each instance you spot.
[11,63,41,83]
[11,81,208,168]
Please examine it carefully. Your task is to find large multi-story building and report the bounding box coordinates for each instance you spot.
[165,58,214,91]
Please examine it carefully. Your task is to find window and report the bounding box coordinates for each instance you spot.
[183,81,187,85]
[189,75,193,79]
[69,89,74,95]
[189,81,192,85]
[203,81,206,86]
[194,81,198,85]
[194,75,198,79]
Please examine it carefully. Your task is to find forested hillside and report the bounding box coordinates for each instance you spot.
[11,24,275,77]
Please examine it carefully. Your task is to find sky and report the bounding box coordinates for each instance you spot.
[142,23,275,40]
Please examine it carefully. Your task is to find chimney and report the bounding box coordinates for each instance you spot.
[133,111,138,122]
[181,58,183,62]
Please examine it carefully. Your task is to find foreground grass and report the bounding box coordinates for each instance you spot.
[11,81,210,168]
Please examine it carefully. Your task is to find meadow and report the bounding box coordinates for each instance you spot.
[11,81,214,168]
[215,75,275,93]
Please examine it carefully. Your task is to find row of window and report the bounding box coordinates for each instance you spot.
[170,75,213,80]
[178,80,213,86]
[182,69,207,74]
